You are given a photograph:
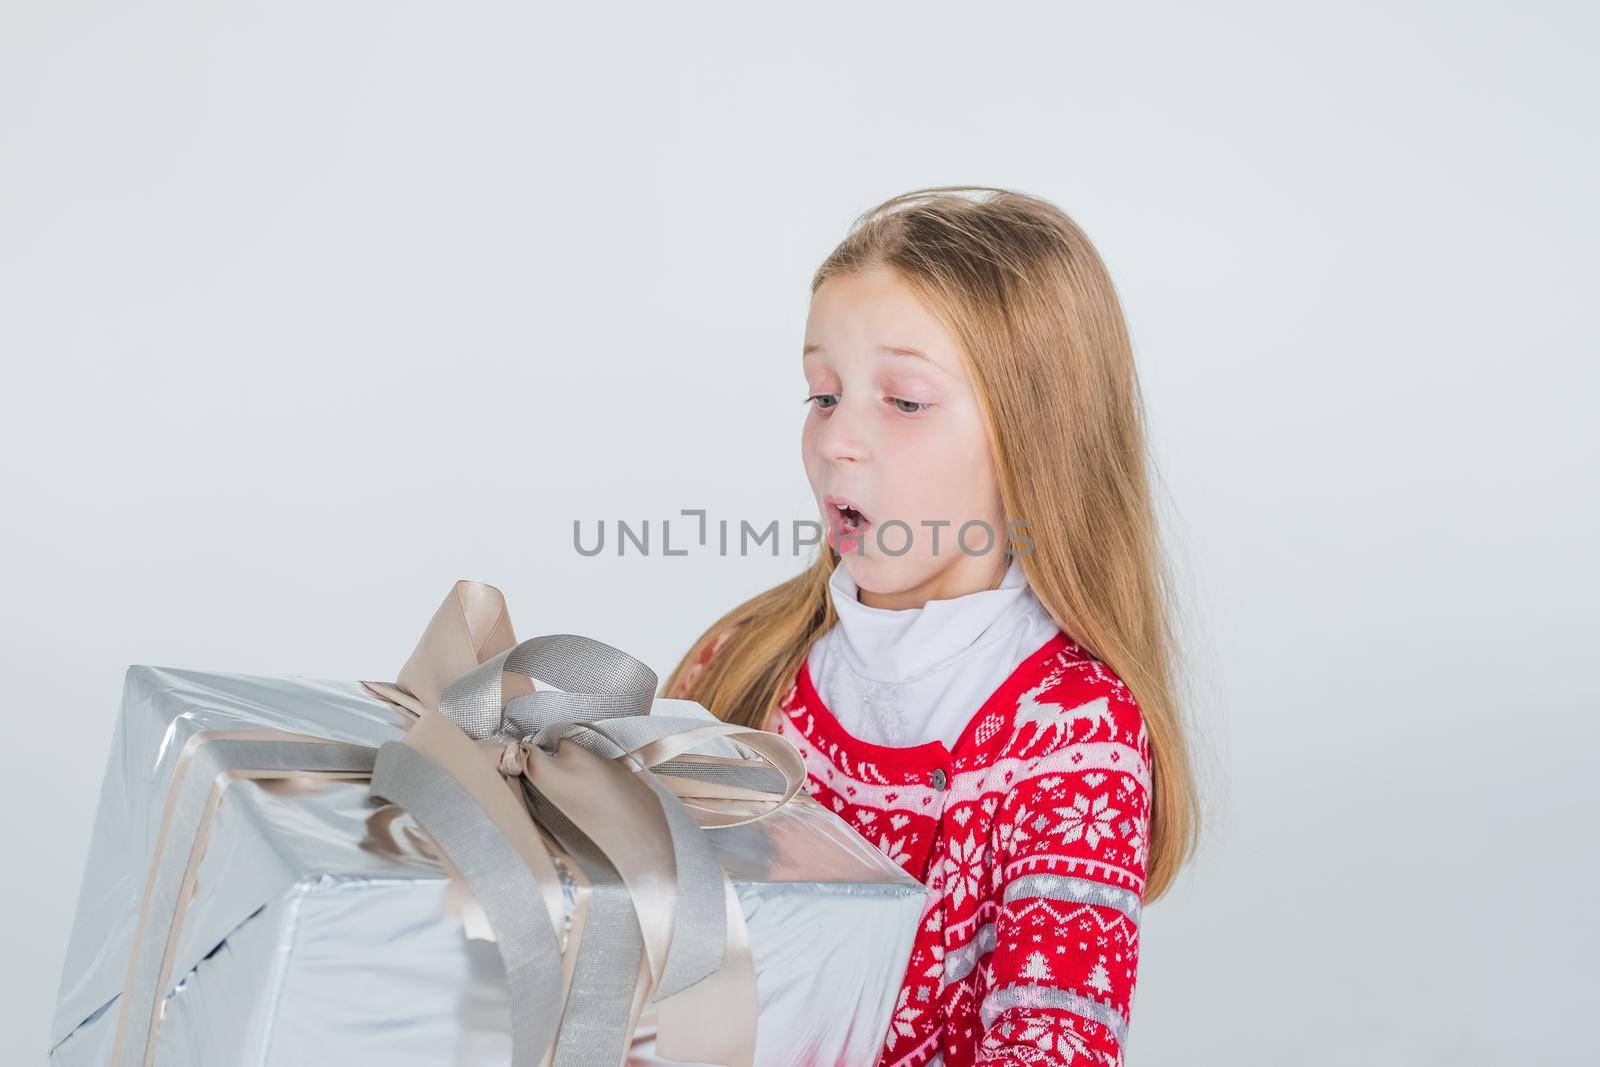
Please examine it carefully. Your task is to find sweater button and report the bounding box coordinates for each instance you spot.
[929,767,947,791]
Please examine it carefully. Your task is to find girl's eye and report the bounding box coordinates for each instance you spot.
[805,393,929,415]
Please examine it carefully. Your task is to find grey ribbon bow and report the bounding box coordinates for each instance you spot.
[369,633,790,1067]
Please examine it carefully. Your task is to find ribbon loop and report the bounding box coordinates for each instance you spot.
[438,633,659,741]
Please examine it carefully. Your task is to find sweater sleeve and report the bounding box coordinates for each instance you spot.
[973,677,1152,1067]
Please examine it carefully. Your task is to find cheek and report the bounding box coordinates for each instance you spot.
[882,418,999,518]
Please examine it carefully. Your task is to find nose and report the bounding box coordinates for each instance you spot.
[815,395,871,463]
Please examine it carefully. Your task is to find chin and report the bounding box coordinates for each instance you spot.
[836,555,921,597]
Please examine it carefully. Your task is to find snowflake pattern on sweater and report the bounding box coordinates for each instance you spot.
[670,628,1152,1067]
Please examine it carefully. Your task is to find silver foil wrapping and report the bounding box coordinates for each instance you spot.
[49,665,925,1066]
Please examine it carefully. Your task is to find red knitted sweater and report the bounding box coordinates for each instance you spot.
[670,627,1151,1067]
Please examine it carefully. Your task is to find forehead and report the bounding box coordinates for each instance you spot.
[803,266,965,380]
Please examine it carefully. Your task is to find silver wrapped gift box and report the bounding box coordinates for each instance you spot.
[48,660,924,1066]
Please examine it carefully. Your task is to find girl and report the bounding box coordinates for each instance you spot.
[663,187,1199,1067]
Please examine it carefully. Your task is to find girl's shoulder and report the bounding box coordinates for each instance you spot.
[663,622,741,701]
[980,635,1152,787]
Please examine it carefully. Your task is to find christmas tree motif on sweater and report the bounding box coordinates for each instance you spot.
[1020,951,1055,982]
[1084,961,1114,996]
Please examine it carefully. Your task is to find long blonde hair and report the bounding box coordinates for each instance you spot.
[663,186,1200,902]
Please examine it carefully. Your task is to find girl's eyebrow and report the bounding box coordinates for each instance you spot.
[877,344,936,366]
[803,341,941,369]
[879,345,954,382]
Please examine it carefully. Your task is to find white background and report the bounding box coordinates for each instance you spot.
[4,2,1596,1063]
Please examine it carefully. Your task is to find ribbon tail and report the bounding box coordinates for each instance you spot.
[370,740,566,1067]
[653,870,757,1067]
[639,771,727,999]
[522,790,646,1067]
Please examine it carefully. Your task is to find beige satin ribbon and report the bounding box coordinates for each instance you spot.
[362,579,534,717]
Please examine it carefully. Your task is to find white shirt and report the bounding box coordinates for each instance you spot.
[805,556,1062,751]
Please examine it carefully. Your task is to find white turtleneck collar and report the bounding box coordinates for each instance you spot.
[804,556,1062,751]
[826,556,1030,683]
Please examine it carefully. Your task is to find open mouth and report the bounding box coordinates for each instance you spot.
[826,497,872,537]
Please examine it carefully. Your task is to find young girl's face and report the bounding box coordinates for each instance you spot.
[801,264,1009,610]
